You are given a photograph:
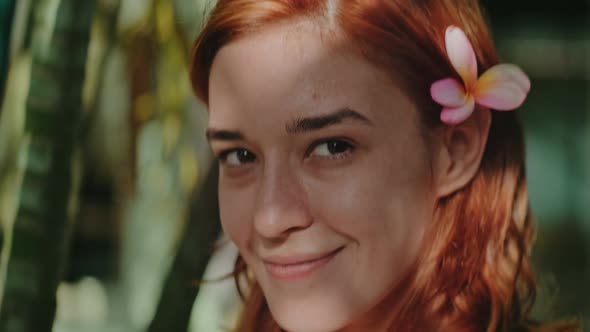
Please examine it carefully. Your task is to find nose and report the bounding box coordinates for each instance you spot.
[253,165,312,239]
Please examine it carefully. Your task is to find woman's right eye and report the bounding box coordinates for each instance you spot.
[219,149,257,166]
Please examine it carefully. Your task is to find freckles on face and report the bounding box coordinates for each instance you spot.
[207,21,437,332]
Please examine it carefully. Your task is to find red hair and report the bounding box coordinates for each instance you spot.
[190,0,581,331]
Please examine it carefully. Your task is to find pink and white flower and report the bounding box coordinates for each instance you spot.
[430,26,531,125]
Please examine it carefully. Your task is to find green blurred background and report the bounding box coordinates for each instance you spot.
[0,0,587,331]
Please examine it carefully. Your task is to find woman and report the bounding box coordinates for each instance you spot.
[190,0,580,331]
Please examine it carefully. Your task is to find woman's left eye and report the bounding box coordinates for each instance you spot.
[309,139,354,159]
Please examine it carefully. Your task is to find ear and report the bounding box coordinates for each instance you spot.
[432,107,491,198]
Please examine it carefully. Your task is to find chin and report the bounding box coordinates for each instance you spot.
[274,313,348,332]
[267,297,355,332]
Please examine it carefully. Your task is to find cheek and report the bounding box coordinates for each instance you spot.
[218,183,255,248]
[307,154,435,242]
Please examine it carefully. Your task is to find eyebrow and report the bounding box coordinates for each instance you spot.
[206,107,373,142]
[285,108,374,134]
[206,129,244,141]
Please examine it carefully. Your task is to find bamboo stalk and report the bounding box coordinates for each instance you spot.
[147,163,221,332]
[0,0,16,103]
[0,0,96,331]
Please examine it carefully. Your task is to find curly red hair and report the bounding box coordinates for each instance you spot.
[190,0,581,331]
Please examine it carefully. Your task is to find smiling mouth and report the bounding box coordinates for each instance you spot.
[263,246,344,281]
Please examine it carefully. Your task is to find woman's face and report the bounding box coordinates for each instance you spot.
[207,21,438,332]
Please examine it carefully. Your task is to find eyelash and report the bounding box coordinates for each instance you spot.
[306,138,355,161]
[217,149,255,165]
[216,138,355,166]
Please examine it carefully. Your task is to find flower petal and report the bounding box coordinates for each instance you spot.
[431,78,467,107]
[446,26,478,87]
[474,64,531,110]
[440,96,475,125]
[477,64,531,92]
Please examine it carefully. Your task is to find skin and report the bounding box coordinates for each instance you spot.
[206,20,490,332]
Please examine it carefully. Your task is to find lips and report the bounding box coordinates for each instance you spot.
[262,246,344,281]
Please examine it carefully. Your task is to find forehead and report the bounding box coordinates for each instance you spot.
[208,20,411,127]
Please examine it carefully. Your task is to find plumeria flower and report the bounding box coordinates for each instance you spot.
[430,26,531,125]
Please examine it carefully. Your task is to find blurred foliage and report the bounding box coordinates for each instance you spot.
[148,164,221,332]
[0,1,96,331]
[533,223,590,322]
[0,0,16,100]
